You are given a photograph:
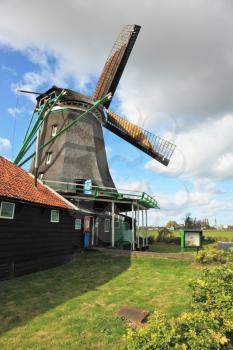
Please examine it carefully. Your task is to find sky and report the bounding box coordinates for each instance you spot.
[0,0,233,226]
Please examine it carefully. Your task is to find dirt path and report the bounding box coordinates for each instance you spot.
[91,247,194,261]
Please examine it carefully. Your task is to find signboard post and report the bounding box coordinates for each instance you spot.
[180,229,202,254]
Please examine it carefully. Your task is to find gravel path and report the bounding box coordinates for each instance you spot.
[91,247,194,261]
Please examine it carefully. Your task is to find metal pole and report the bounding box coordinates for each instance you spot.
[14,90,65,164]
[142,210,145,247]
[137,204,140,248]
[34,128,40,187]
[96,218,99,246]
[131,202,135,250]
[146,210,148,246]
[91,216,94,246]
[111,201,115,248]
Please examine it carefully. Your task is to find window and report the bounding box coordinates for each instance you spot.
[50,209,59,223]
[0,201,15,219]
[46,152,52,165]
[51,125,58,137]
[105,218,110,232]
[75,218,81,230]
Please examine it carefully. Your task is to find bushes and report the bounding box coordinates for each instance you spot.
[125,311,230,350]
[195,245,233,265]
[156,228,180,244]
[124,264,233,350]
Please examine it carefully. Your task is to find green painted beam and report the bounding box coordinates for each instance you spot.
[14,90,66,165]
[18,93,111,167]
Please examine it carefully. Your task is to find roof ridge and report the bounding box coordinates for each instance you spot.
[0,156,75,210]
[28,172,78,210]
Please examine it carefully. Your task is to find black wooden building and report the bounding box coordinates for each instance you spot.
[0,156,84,280]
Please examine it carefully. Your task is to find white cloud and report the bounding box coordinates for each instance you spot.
[0,137,11,152]
[146,114,233,180]
[115,179,152,193]
[11,71,48,102]
[1,0,233,113]
[7,106,25,118]
[149,178,233,225]
[0,0,233,223]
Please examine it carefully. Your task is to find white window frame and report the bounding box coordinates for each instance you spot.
[50,209,59,223]
[46,152,52,165]
[51,125,58,137]
[105,218,110,232]
[0,201,15,219]
[75,218,82,230]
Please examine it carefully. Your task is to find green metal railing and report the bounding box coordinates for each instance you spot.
[42,179,159,209]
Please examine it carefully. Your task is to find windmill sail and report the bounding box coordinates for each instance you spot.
[93,24,141,108]
[105,110,176,166]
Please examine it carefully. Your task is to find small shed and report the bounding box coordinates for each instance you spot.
[0,157,83,280]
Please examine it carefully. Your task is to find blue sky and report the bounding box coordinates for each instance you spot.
[1,0,233,226]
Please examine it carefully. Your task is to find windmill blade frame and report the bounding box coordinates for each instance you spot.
[93,24,141,108]
[105,109,176,166]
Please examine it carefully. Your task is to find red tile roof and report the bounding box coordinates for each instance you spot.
[0,157,75,210]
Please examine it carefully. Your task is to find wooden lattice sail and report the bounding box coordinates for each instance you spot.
[93,25,141,108]
[105,110,175,166]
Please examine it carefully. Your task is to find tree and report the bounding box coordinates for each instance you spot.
[166,220,179,230]
[184,213,193,228]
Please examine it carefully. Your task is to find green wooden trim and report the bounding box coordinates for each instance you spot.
[18,93,110,167]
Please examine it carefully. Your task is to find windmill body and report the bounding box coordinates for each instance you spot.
[27,24,175,191]
[30,87,115,187]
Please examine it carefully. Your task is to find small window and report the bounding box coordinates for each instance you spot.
[51,209,59,223]
[75,218,81,230]
[105,218,110,232]
[46,152,52,165]
[0,201,15,219]
[51,125,58,137]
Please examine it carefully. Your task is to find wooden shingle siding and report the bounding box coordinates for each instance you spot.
[0,199,83,280]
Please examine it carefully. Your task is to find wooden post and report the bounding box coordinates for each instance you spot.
[142,210,145,247]
[146,210,148,246]
[34,129,40,187]
[137,204,140,248]
[131,202,135,250]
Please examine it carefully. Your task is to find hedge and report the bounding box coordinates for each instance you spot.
[124,264,233,350]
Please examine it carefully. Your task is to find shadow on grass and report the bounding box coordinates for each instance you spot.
[0,251,130,336]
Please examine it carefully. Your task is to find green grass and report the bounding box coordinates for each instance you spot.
[0,252,200,350]
[203,230,233,239]
[148,242,197,253]
[146,229,233,240]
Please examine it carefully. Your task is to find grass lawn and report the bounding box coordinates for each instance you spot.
[203,230,233,239]
[148,242,197,253]
[146,229,233,240]
[0,252,200,350]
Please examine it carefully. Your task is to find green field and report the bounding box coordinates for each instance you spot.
[146,229,233,240]
[0,252,200,350]
[146,229,233,254]
[148,242,196,253]
[203,230,233,239]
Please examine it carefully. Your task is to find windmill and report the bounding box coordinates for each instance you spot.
[15,24,175,190]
